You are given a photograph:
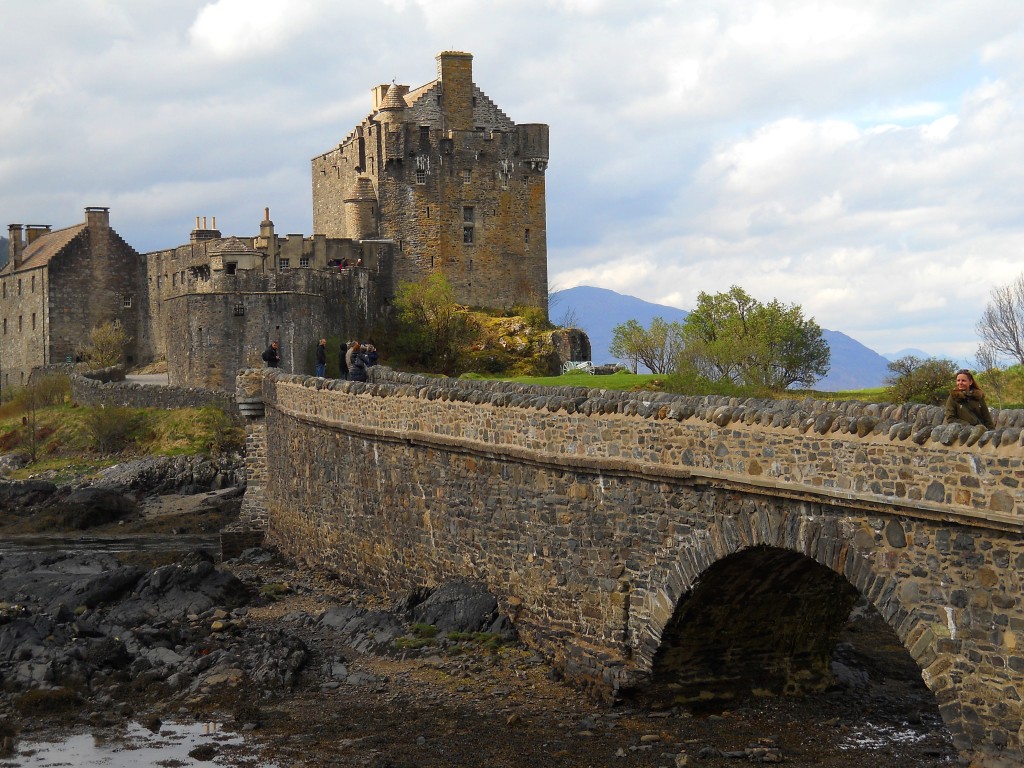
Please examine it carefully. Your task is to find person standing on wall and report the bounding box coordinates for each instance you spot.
[262,340,280,368]
[315,338,327,377]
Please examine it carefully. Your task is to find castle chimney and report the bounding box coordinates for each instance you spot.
[84,206,109,230]
[212,216,216,229]
[196,216,201,229]
[203,216,208,229]
[436,51,474,133]
[264,207,270,221]
[25,225,52,246]
[7,225,23,269]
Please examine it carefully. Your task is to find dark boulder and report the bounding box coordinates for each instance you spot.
[408,579,516,638]
[46,487,137,529]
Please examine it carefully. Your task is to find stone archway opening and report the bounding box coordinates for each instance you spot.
[643,546,857,706]
[639,546,906,707]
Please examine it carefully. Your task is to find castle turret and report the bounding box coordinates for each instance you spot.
[344,177,378,240]
[437,51,474,133]
[7,225,23,269]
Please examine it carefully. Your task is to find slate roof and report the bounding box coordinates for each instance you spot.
[0,224,86,275]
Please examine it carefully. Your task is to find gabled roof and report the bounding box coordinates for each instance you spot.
[209,236,260,256]
[0,224,86,275]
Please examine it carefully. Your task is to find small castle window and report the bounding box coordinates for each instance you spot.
[279,258,290,271]
[416,168,426,185]
[172,274,177,286]
[234,303,245,317]
[32,312,36,330]
[463,206,474,223]
[299,257,310,268]
[463,226,474,245]
[525,228,530,245]
[17,280,21,296]
[225,262,236,275]
[122,296,132,308]
[31,276,35,292]
[2,319,5,334]
[462,169,471,184]
[18,316,22,332]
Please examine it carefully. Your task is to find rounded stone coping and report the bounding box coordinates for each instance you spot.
[239,367,1024,452]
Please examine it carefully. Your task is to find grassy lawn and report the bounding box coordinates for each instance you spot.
[0,398,243,481]
[476,370,894,402]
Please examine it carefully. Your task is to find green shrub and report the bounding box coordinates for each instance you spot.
[197,407,245,455]
[884,356,958,406]
[83,406,144,453]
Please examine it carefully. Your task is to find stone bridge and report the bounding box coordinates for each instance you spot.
[235,367,1024,767]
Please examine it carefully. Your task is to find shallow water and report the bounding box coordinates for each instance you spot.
[4,720,274,767]
[0,534,220,557]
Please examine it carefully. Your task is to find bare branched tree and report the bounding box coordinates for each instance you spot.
[977,275,1024,366]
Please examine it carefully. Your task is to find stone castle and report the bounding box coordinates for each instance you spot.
[0,52,550,392]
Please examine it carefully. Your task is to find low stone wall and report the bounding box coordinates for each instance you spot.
[70,373,237,419]
[251,367,1024,529]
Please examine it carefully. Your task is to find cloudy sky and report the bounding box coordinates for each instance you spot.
[2,1,1023,361]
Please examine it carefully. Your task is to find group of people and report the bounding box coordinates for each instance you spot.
[265,338,377,382]
[270,341,996,430]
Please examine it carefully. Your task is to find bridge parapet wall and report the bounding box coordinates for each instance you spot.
[257,368,1024,531]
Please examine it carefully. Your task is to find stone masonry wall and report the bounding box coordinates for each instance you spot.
[70,373,236,417]
[243,368,1024,766]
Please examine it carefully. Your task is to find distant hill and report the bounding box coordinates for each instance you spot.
[550,286,892,391]
[883,348,930,361]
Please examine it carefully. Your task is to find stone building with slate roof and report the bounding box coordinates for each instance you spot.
[0,207,144,394]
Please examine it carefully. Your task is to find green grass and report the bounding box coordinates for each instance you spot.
[0,398,243,480]
[478,370,667,391]
[476,370,897,401]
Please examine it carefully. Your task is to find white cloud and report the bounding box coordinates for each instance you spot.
[189,0,317,58]
[1,0,1023,359]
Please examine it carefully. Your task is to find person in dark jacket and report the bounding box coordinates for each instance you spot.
[944,369,994,429]
[349,346,370,382]
[262,341,280,368]
[315,338,327,377]
[339,341,350,380]
[364,344,379,367]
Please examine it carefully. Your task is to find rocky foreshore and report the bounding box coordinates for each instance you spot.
[0,458,959,767]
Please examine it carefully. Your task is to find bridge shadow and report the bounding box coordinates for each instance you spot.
[630,546,946,733]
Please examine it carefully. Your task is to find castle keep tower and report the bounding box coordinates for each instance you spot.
[312,51,549,312]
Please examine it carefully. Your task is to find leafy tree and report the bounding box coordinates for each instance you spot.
[677,286,830,390]
[884,355,958,405]
[392,273,479,374]
[609,317,683,374]
[977,274,1024,366]
[75,321,131,369]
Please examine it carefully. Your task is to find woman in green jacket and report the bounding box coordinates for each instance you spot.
[943,369,995,429]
